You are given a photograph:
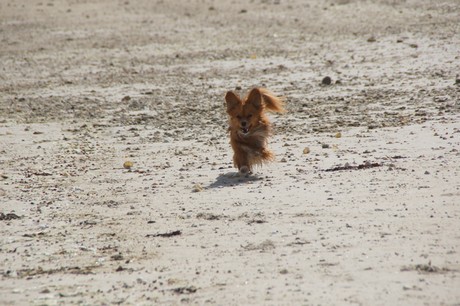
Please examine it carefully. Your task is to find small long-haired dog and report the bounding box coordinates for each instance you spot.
[225,87,285,174]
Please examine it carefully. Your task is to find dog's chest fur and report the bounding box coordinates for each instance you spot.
[231,124,269,149]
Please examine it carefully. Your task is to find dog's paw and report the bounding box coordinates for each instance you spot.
[239,166,250,175]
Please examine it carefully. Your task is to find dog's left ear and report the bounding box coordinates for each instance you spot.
[225,91,241,113]
[247,88,262,109]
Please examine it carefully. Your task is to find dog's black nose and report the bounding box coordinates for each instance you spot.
[241,121,247,127]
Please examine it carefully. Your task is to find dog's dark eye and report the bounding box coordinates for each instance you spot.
[248,114,252,119]
[236,115,241,119]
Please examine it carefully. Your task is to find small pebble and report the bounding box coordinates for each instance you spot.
[279,269,288,274]
[123,161,133,169]
[193,184,203,192]
[321,76,332,85]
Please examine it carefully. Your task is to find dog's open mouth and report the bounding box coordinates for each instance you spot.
[241,127,250,134]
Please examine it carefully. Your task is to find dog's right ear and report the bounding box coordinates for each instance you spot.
[225,91,241,113]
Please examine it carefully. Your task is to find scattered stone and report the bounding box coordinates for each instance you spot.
[303,147,310,154]
[242,239,275,251]
[434,96,449,102]
[367,36,376,42]
[0,213,21,221]
[111,254,124,261]
[247,219,267,225]
[26,171,52,177]
[123,161,133,169]
[321,143,330,149]
[196,212,221,220]
[324,162,382,172]
[146,230,182,238]
[172,286,197,294]
[368,124,379,129]
[279,269,288,274]
[401,262,451,273]
[402,285,422,291]
[286,238,311,246]
[13,265,96,278]
[321,76,332,85]
[192,184,203,192]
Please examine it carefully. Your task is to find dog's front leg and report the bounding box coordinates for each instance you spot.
[231,143,251,174]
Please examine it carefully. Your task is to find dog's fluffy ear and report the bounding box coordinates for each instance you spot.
[225,91,241,113]
[247,88,262,109]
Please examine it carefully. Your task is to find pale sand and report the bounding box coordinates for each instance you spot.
[1,0,459,304]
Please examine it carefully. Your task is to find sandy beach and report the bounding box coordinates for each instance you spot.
[1,0,459,304]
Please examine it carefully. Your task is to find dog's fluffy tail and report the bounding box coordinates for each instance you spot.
[258,88,286,113]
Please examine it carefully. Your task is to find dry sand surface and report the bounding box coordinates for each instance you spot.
[1,0,460,305]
